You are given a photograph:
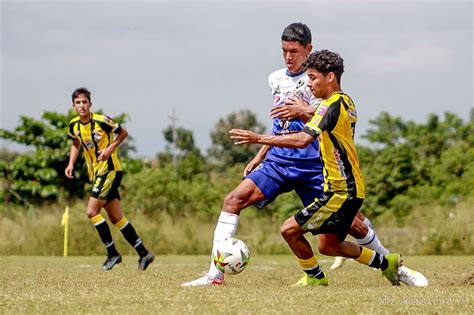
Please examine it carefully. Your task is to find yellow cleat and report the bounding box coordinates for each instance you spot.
[292,274,329,286]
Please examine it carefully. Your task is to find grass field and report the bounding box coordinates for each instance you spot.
[1,255,472,314]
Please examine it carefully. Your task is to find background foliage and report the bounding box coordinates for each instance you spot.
[1,109,473,254]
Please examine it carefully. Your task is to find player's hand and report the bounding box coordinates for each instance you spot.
[243,157,262,176]
[229,129,259,145]
[97,146,113,161]
[65,165,74,178]
[270,95,312,120]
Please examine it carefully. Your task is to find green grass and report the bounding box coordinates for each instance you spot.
[1,255,472,314]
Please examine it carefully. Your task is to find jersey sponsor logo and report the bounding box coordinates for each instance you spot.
[92,129,102,142]
[302,208,309,216]
[84,139,95,149]
[317,105,329,117]
[333,148,348,179]
[296,78,305,89]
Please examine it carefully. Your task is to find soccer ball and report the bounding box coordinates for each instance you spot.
[213,238,250,275]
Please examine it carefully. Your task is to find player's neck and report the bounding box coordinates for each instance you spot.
[79,113,92,124]
[322,87,342,100]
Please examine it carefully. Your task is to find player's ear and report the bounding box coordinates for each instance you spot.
[306,44,313,56]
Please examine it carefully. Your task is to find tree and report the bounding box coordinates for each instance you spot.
[208,109,266,168]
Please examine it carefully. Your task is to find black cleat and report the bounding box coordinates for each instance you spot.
[138,253,155,271]
[102,255,122,271]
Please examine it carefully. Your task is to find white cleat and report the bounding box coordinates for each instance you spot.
[398,265,428,288]
[181,273,224,287]
[330,257,348,270]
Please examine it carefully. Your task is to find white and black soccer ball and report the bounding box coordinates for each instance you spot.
[213,238,250,275]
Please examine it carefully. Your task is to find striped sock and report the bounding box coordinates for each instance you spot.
[355,246,388,270]
[297,256,325,279]
[115,217,148,258]
[356,227,389,256]
[90,214,119,257]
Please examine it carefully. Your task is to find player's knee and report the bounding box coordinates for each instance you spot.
[86,208,100,219]
[223,192,245,213]
[280,220,297,240]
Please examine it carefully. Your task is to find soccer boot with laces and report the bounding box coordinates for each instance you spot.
[292,274,329,287]
[138,252,155,271]
[398,265,428,287]
[382,253,401,285]
[181,272,224,287]
[102,255,122,271]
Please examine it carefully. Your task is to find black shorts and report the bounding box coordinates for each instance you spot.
[294,192,363,242]
[90,171,122,201]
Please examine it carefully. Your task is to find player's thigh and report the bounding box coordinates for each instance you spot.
[223,178,266,212]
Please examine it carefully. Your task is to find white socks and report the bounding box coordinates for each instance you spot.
[208,211,240,278]
[356,226,389,256]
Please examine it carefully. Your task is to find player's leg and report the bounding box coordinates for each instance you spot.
[182,178,266,286]
[104,199,154,271]
[86,196,122,270]
[331,212,389,270]
[319,233,401,285]
[182,161,290,286]
[280,217,328,286]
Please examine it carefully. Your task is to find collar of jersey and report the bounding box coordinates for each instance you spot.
[286,68,306,77]
[79,113,93,124]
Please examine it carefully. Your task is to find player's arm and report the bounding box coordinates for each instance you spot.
[243,145,270,176]
[230,129,315,149]
[65,139,81,178]
[97,127,128,161]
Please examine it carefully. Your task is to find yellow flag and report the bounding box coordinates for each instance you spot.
[62,206,69,256]
[61,206,69,226]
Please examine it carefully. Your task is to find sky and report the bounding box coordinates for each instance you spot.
[1,0,472,158]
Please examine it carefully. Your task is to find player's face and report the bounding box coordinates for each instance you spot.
[73,94,91,118]
[307,68,330,99]
[281,41,312,74]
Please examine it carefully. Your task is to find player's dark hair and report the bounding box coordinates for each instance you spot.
[71,87,91,103]
[304,50,344,84]
[281,22,312,46]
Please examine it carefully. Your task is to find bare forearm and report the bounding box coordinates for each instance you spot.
[110,128,128,151]
[68,142,80,166]
[255,132,314,148]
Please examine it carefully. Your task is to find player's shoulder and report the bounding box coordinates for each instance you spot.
[92,113,115,124]
[268,68,288,82]
[68,116,80,125]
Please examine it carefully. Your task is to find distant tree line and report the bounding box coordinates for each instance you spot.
[1,109,473,221]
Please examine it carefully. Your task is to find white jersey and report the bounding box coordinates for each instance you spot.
[266,68,322,164]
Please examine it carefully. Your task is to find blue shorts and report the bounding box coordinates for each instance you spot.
[245,160,324,208]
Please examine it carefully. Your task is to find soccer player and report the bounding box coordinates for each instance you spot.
[65,87,155,271]
[182,23,388,287]
[230,50,425,286]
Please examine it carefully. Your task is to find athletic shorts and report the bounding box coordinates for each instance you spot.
[294,192,363,242]
[91,171,122,201]
[245,160,324,208]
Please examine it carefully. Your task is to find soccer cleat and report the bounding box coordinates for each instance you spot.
[330,257,348,270]
[138,252,155,271]
[382,253,401,285]
[102,255,122,271]
[398,265,428,287]
[181,273,224,287]
[292,274,329,287]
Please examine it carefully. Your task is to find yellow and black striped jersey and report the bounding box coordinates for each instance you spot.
[67,113,122,182]
[303,92,365,198]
